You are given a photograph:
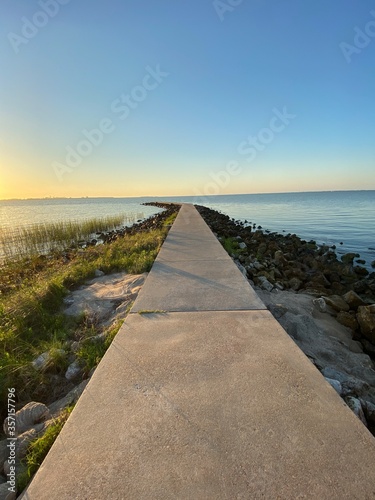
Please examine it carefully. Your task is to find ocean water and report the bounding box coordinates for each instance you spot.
[0,191,374,269]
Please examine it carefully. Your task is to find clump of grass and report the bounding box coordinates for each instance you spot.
[0,213,141,260]
[222,237,240,255]
[17,405,75,492]
[76,319,125,375]
[163,212,177,226]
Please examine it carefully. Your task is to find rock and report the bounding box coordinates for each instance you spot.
[345,396,367,426]
[341,253,358,265]
[0,482,16,499]
[341,377,370,398]
[346,340,364,354]
[31,349,65,372]
[65,360,83,381]
[31,351,51,371]
[336,311,359,331]
[274,250,287,265]
[0,440,8,473]
[357,305,375,343]
[70,341,81,353]
[321,367,348,383]
[16,423,46,459]
[360,399,375,426]
[238,242,247,250]
[253,261,263,271]
[267,303,288,320]
[289,277,302,291]
[313,298,327,313]
[354,266,369,277]
[3,456,27,479]
[48,380,88,417]
[343,290,365,309]
[310,273,331,288]
[94,269,105,277]
[324,377,342,395]
[235,261,247,277]
[3,402,49,436]
[257,276,273,292]
[323,295,350,313]
[361,339,375,356]
[371,260,375,269]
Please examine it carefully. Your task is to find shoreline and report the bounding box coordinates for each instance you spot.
[196,204,375,435]
[0,203,181,494]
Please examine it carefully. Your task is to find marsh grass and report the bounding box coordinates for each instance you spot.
[0,213,143,260]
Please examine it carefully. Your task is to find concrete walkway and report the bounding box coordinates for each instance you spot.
[23,204,375,499]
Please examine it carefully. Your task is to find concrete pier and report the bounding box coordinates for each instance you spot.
[23,204,375,499]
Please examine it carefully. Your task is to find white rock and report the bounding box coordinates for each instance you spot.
[313,298,327,313]
[94,269,105,277]
[65,360,83,381]
[238,242,247,250]
[235,261,247,277]
[31,352,51,371]
[3,402,49,436]
[16,423,46,459]
[0,482,16,499]
[258,276,273,292]
[324,377,342,395]
[48,380,88,417]
[345,396,367,426]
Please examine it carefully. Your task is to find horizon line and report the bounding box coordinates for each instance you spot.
[1,188,374,202]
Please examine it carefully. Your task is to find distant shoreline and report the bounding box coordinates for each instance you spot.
[1,189,374,203]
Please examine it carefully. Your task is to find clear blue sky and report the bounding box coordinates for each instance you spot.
[1,0,374,199]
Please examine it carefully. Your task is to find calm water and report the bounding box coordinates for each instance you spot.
[1,191,374,269]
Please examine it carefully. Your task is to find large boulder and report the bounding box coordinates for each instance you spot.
[345,396,367,426]
[341,253,358,265]
[343,290,365,309]
[357,305,375,344]
[323,295,350,313]
[3,402,49,436]
[336,311,359,332]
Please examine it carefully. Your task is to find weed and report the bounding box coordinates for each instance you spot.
[222,237,240,255]
[76,320,124,375]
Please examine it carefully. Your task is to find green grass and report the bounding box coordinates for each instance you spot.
[0,226,170,422]
[222,237,240,255]
[17,405,75,492]
[76,319,125,375]
[163,212,177,226]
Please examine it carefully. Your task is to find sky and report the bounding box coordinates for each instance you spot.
[1,0,374,199]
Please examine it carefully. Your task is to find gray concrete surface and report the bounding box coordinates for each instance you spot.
[132,205,266,312]
[23,204,375,500]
